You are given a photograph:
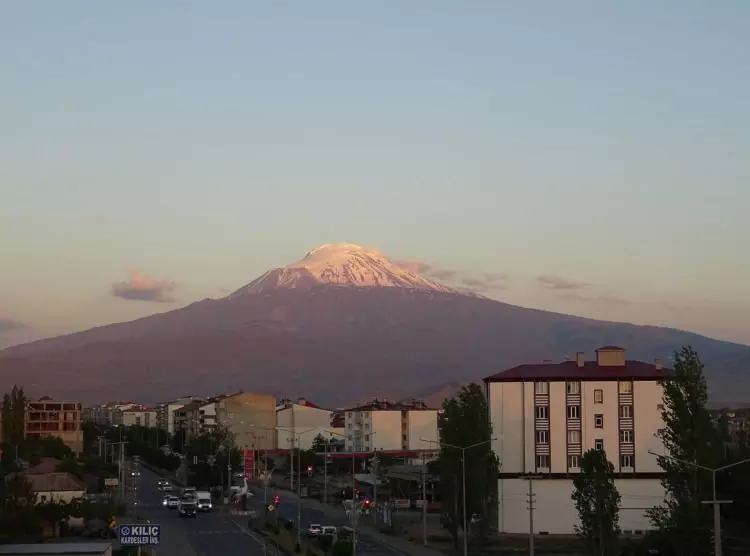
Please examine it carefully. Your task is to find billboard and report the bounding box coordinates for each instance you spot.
[243,449,255,479]
[118,524,160,546]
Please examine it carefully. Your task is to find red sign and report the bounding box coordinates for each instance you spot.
[243,449,255,479]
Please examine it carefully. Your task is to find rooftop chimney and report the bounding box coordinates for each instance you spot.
[576,352,585,368]
[655,359,662,371]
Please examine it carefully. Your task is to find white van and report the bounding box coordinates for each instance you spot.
[196,491,212,511]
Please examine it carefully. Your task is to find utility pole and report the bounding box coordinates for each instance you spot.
[289,437,294,491]
[649,451,750,556]
[323,440,328,505]
[421,452,428,546]
[526,476,536,556]
[372,453,379,526]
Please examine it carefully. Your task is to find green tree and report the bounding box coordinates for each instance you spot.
[38,500,69,537]
[1,392,13,468]
[437,383,499,548]
[647,346,722,556]
[572,448,621,555]
[311,434,327,453]
[0,473,40,538]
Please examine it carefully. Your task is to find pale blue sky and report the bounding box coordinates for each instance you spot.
[1,1,749,345]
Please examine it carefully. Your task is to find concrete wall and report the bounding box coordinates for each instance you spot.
[497,478,664,534]
[407,410,439,451]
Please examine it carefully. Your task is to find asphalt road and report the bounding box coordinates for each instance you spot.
[135,467,267,556]
[253,486,412,556]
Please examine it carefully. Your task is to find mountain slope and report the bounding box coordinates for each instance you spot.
[2,244,749,405]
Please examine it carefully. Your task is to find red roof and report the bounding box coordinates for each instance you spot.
[484,359,670,383]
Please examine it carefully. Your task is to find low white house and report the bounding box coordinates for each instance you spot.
[484,347,670,535]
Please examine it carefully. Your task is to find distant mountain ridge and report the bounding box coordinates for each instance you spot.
[2,244,748,405]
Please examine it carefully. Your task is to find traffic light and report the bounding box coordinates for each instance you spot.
[307,465,313,476]
[274,495,280,506]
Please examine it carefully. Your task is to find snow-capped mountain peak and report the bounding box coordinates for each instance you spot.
[228,243,457,297]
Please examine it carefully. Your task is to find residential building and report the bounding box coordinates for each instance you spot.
[174,396,225,442]
[216,391,276,450]
[156,396,204,436]
[484,346,670,535]
[276,398,344,450]
[115,405,158,428]
[343,398,439,453]
[84,402,137,426]
[25,397,84,453]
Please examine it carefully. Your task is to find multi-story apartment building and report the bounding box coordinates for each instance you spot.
[484,346,669,535]
[84,402,137,426]
[343,398,439,453]
[156,396,204,436]
[25,396,84,453]
[115,405,158,428]
[216,391,276,451]
[174,396,225,442]
[276,398,344,450]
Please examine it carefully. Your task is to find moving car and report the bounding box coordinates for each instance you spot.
[307,524,322,537]
[183,486,197,498]
[178,500,197,518]
[162,484,173,492]
[195,491,212,512]
[163,495,179,509]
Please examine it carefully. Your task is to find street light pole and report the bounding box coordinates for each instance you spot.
[649,451,750,556]
[422,438,495,556]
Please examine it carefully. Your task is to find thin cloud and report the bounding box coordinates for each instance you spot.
[396,260,507,290]
[111,271,177,303]
[560,292,631,306]
[0,318,27,333]
[461,276,509,292]
[396,260,460,281]
[538,274,591,290]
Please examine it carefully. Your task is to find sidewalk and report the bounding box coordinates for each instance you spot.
[265,487,445,556]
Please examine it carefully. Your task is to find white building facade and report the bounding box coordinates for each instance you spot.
[344,399,439,453]
[276,399,343,450]
[485,346,669,535]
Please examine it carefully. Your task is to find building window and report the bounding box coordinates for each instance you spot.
[348,412,353,418]
[619,381,633,394]
[620,405,633,418]
[594,414,604,428]
[595,439,604,451]
[594,389,603,404]
[620,455,634,468]
[535,406,549,419]
[363,412,370,418]
[567,430,581,444]
[364,435,370,441]
[535,382,548,395]
[620,430,633,443]
[364,423,370,430]
[535,455,550,468]
[567,405,580,419]
[535,430,549,444]
[566,381,581,395]
[568,455,580,468]
[347,423,352,429]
